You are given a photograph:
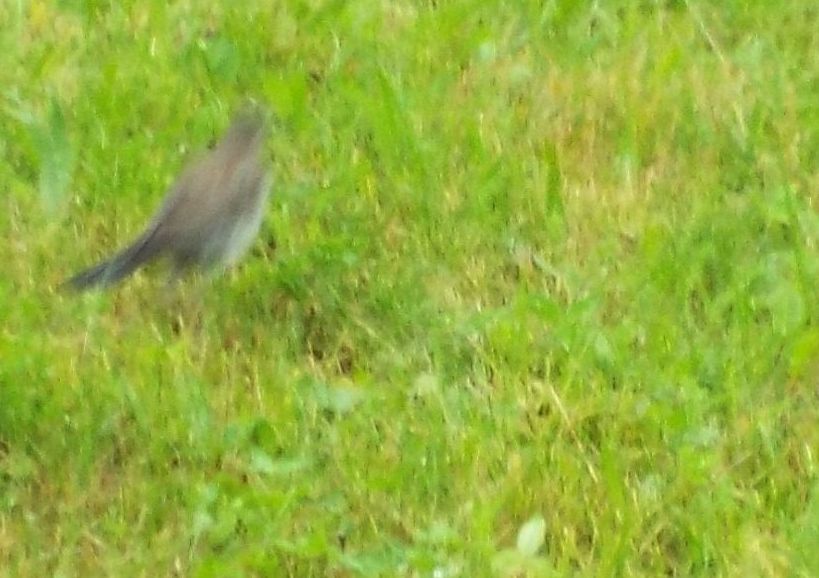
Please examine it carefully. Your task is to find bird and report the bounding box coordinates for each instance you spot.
[64,108,271,291]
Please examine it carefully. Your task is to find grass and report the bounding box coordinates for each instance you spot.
[2,0,819,575]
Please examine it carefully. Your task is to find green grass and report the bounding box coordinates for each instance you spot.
[2,0,819,575]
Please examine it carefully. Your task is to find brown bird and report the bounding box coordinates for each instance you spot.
[64,108,271,290]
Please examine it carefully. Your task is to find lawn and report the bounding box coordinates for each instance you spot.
[2,1,819,576]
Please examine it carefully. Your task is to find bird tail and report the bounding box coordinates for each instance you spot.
[62,230,161,291]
